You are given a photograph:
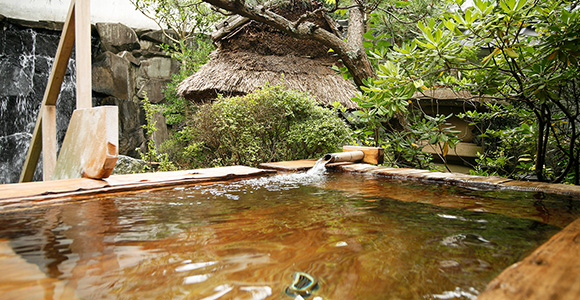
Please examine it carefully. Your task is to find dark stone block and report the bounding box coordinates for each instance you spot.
[95,23,140,53]
[4,27,34,56]
[0,55,34,97]
[34,31,60,57]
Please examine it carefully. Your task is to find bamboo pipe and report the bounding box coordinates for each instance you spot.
[322,150,365,163]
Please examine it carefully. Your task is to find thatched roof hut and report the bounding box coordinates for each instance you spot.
[177,5,359,109]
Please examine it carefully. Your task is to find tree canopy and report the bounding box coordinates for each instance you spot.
[357,0,580,183]
[131,0,580,184]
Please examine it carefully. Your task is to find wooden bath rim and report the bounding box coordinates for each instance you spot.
[0,162,579,300]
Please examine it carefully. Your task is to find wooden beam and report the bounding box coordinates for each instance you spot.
[19,0,77,183]
[343,146,384,165]
[42,106,57,181]
[75,0,92,109]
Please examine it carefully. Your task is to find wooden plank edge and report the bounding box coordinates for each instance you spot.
[1,169,276,211]
[333,163,580,197]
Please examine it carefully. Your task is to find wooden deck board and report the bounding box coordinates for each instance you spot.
[0,166,275,209]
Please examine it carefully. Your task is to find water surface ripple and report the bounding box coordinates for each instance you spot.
[0,172,577,299]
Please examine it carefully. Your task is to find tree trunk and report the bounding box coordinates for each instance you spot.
[535,106,549,182]
[342,5,376,86]
[202,0,375,87]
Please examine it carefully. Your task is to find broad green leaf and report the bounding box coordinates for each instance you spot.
[453,14,467,25]
[429,135,439,144]
[413,79,425,89]
[500,0,509,12]
[443,19,456,31]
[363,31,375,41]
[435,28,443,43]
[514,0,528,11]
[504,48,519,58]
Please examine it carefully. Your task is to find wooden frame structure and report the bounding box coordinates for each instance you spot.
[19,0,92,182]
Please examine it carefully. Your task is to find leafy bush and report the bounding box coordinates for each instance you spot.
[138,94,177,172]
[163,85,352,168]
[161,38,214,127]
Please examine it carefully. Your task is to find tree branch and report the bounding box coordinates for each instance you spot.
[202,0,375,86]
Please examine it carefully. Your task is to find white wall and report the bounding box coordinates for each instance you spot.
[0,0,158,29]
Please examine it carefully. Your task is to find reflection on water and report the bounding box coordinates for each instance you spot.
[0,172,578,299]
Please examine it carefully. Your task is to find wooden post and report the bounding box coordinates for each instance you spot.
[75,0,92,109]
[42,106,57,181]
[342,146,385,165]
[19,0,77,182]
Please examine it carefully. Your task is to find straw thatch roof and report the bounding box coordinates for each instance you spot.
[178,50,359,109]
[177,9,359,109]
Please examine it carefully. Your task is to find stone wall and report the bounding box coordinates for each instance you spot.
[0,16,176,183]
[92,21,175,157]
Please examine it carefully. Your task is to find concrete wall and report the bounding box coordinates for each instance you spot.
[0,0,157,29]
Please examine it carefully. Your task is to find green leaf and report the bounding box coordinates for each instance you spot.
[429,135,439,144]
[363,31,375,41]
[504,48,519,58]
[443,19,456,31]
[514,0,528,11]
[413,79,425,89]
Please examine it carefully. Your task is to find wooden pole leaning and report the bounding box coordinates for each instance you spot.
[19,0,77,183]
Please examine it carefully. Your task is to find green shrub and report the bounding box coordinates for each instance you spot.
[163,85,352,168]
[138,94,177,172]
[161,38,214,127]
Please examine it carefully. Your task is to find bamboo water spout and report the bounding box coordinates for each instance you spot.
[322,150,365,163]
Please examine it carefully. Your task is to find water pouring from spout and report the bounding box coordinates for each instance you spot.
[306,158,330,176]
[306,150,365,176]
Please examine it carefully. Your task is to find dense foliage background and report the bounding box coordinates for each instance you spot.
[135,0,580,184]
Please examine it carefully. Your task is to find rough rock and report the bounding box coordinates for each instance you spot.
[141,56,179,79]
[97,96,146,157]
[137,78,171,104]
[151,110,169,147]
[3,16,64,31]
[138,29,177,46]
[92,51,131,100]
[138,39,158,52]
[112,155,147,175]
[95,22,140,53]
[118,51,140,66]
[136,57,179,103]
